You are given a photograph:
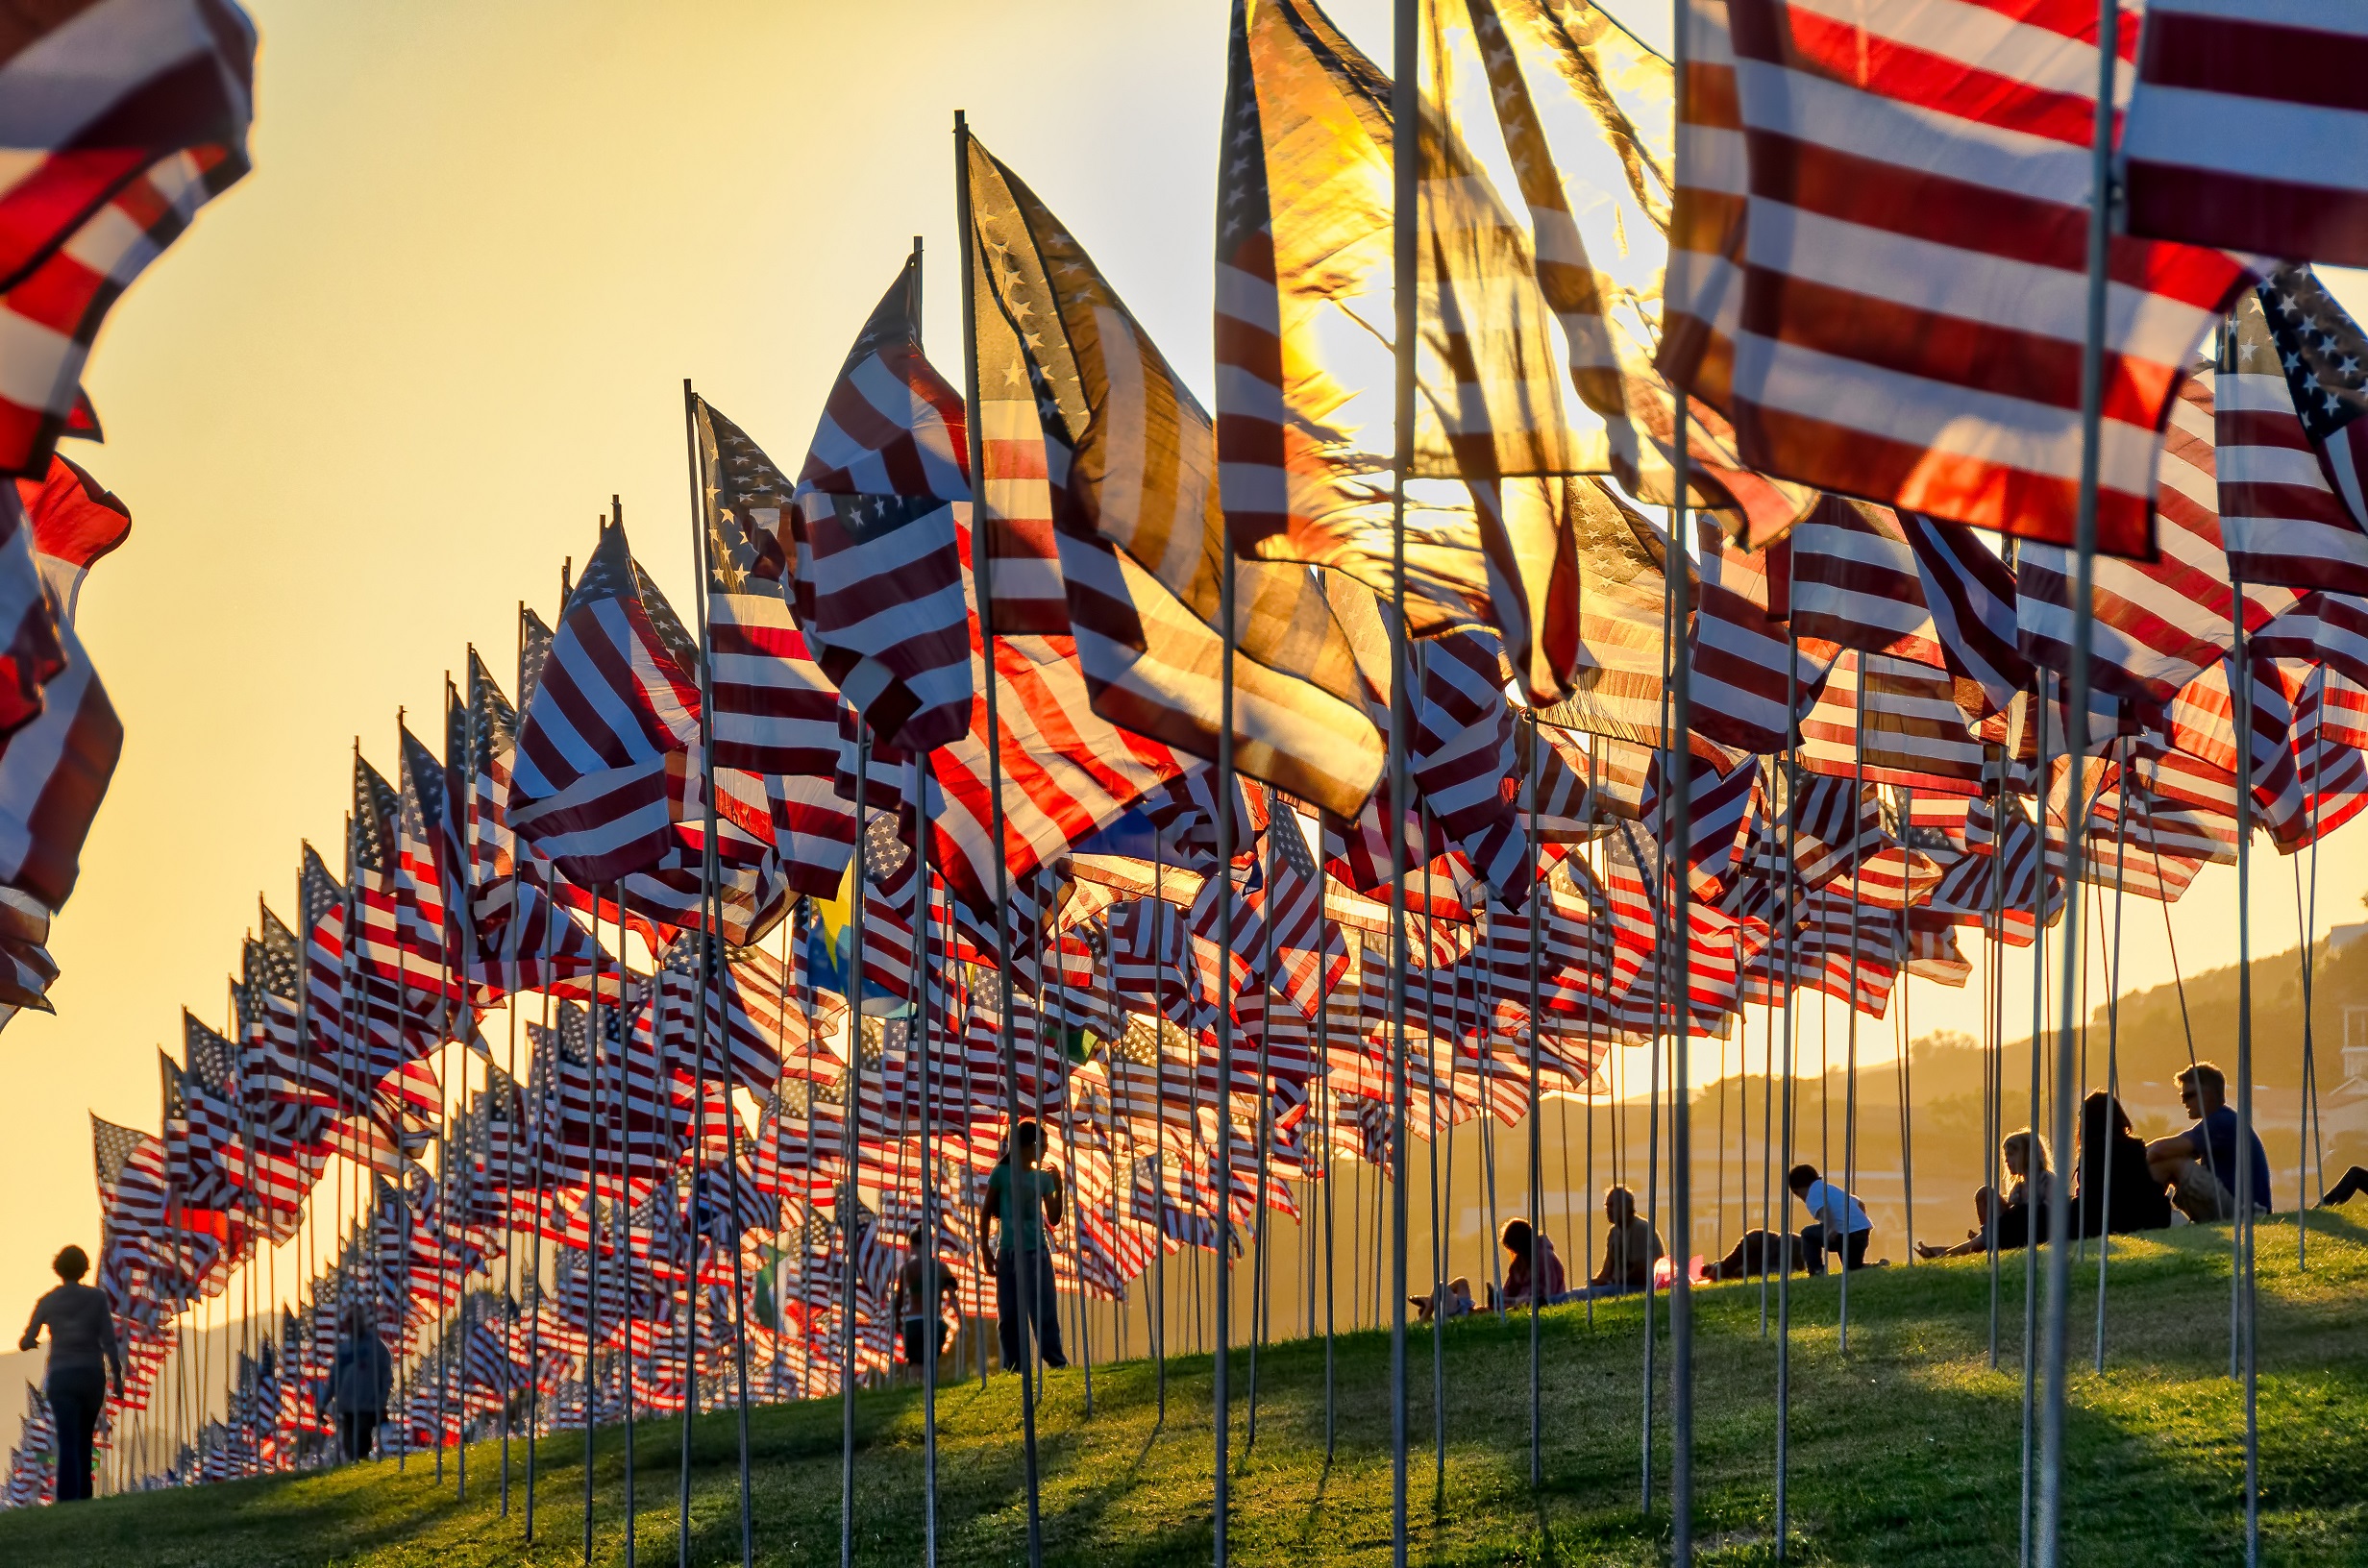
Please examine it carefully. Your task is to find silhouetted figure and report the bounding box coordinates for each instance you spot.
[1918,1129,2051,1259]
[2145,1061,2272,1220]
[322,1305,394,1461]
[1790,1163,1873,1274]
[18,1245,121,1502]
[977,1118,1067,1372]
[894,1224,962,1370]
[2076,1091,2173,1237]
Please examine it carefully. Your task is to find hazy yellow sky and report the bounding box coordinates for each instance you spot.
[6,0,2363,1325]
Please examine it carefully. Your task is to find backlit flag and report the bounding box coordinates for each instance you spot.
[1677,0,2253,553]
[2215,286,2368,596]
[789,260,974,753]
[2123,2,2368,267]
[961,133,1384,817]
[1214,0,1594,697]
[0,0,258,475]
[13,453,131,621]
[2254,266,2368,539]
[510,523,700,887]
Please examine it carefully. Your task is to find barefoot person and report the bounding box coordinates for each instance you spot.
[18,1244,122,1503]
[1917,1130,2051,1260]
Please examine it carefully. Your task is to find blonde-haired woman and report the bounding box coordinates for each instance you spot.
[1918,1130,2051,1259]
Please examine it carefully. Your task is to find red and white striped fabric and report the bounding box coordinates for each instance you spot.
[511,523,701,888]
[0,492,113,912]
[2017,397,2299,725]
[2215,288,2368,595]
[0,0,257,476]
[1687,526,1838,754]
[13,452,131,621]
[1694,0,2252,552]
[1787,498,1943,667]
[1410,630,1528,898]
[1901,512,2032,723]
[2123,1,2368,267]
[788,268,974,755]
[2254,592,2368,691]
[1796,650,1986,796]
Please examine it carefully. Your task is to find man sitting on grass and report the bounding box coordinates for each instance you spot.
[2144,1062,2271,1222]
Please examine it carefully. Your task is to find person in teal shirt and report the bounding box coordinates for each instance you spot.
[976,1118,1068,1372]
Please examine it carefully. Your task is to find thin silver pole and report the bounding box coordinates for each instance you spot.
[953,108,1044,1568]
[841,722,870,1568]
[2231,567,2259,1568]
[1524,717,1544,1490]
[2036,0,2119,1548]
[1388,0,1418,1561]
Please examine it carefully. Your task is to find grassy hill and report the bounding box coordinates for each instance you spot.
[8,1215,2368,1566]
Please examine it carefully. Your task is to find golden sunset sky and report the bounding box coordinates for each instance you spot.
[4,0,2361,1325]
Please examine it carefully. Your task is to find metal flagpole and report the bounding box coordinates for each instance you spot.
[954,108,1044,1568]
[1389,0,1418,1559]
[1212,420,1240,1568]
[585,886,609,1568]
[2093,739,2131,1368]
[1666,360,1697,1568]
[841,722,871,1568]
[1524,715,1543,1490]
[2036,3,2119,1550]
[1839,666,1866,1356]
[1775,631,1800,1562]
[2022,677,2052,1568]
[2231,565,2260,1568]
[1246,803,1277,1455]
[1152,841,1170,1427]
[1986,753,2007,1371]
[913,760,943,1567]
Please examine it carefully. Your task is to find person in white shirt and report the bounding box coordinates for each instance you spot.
[1788,1163,1873,1275]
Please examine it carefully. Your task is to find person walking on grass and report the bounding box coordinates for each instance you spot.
[977,1117,1068,1373]
[18,1244,121,1503]
[1790,1163,1874,1275]
[895,1223,963,1374]
[321,1304,394,1461]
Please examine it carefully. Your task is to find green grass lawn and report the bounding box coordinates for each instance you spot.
[9,1214,2368,1566]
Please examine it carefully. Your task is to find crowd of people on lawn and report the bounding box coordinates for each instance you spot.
[23,1061,2368,1499]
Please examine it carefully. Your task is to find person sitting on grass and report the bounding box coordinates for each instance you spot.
[1701,1226,1807,1282]
[1490,1218,1566,1311]
[2076,1091,2174,1237]
[2145,1062,2272,1222]
[1561,1185,1664,1301]
[893,1223,963,1373]
[1917,1129,2051,1259]
[1411,1277,1475,1323]
[1790,1163,1873,1275]
[2319,1166,2368,1207]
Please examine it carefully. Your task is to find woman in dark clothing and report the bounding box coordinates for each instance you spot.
[320,1306,395,1461]
[18,1244,122,1503]
[2077,1091,2174,1237]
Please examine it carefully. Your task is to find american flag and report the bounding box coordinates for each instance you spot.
[1786,499,1945,669]
[94,1115,168,1237]
[0,0,257,476]
[1673,0,2251,553]
[1901,514,2032,724]
[465,649,518,931]
[2255,265,2368,539]
[790,260,974,754]
[1687,524,1838,754]
[1409,630,1529,898]
[2123,2,2368,267]
[510,522,699,888]
[965,134,1387,818]
[13,452,133,622]
[2217,283,2368,596]
[0,485,67,738]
